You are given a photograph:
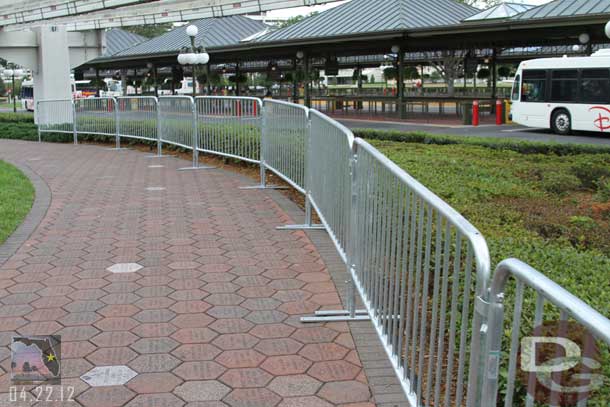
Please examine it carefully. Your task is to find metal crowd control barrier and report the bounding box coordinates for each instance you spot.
[195,96,262,164]
[116,96,159,153]
[260,99,309,194]
[482,258,610,407]
[73,97,117,148]
[158,96,213,171]
[349,138,491,407]
[32,96,610,407]
[35,99,75,144]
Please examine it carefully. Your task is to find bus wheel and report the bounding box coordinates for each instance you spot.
[551,109,571,135]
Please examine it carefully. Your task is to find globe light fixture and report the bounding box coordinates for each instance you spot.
[391,44,400,54]
[296,50,304,60]
[177,24,209,97]
[578,33,590,45]
[605,21,610,39]
[186,24,198,38]
[195,53,209,65]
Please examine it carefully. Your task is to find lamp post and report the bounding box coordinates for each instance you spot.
[177,25,210,98]
[3,68,24,113]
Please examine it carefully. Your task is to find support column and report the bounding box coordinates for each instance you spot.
[32,26,72,125]
[120,70,127,96]
[153,65,159,98]
[397,48,405,119]
[491,49,497,101]
[95,68,101,97]
[304,52,311,108]
[235,63,241,96]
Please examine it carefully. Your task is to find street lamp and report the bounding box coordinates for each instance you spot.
[2,68,24,113]
[178,24,210,98]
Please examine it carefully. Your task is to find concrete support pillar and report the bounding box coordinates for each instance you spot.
[32,26,72,125]
[397,48,405,119]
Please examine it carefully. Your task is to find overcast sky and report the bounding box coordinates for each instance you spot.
[266,0,554,18]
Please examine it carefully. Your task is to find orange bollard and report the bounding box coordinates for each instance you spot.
[253,101,257,117]
[496,99,503,125]
[472,100,479,126]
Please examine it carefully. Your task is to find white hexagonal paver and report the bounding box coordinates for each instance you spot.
[80,365,137,387]
[106,263,143,274]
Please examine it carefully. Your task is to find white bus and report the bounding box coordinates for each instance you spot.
[511,49,610,135]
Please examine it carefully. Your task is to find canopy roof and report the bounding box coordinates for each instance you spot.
[256,0,478,44]
[464,3,535,22]
[512,0,610,20]
[113,15,267,58]
[104,29,148,57]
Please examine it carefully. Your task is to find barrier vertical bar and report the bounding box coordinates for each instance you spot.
[36,101,41,143]
[72,100,77,145]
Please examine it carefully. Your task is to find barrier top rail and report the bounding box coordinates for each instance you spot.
[491,258,610,343]
[264,98,309,112]
[352,138,491,288]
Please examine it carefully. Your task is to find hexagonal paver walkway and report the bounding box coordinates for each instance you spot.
[0,140,388,406]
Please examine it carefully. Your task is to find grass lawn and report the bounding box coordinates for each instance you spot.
[0,160,35,245]
[370,139,610,315]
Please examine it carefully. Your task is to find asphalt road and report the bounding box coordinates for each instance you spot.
[338,118,610,146]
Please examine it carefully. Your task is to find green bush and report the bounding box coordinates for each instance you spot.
[571,160,610,189]
[595,177,610,203]
[0,112,34,124]
[354,128,610,156]
[540,172,581,195]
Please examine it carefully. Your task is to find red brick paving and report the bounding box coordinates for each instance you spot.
[0,141,374,406]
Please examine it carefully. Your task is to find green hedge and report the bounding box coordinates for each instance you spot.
[0,112,35,124]
[354,128,610,156]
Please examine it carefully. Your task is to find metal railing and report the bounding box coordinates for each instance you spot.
[33,96,610,407]
[74,97,117,138]
[196,96,261,164]
[116,96,158,143]
[36,99,75,143]
[262,99,309,194]
[482,259,610,407]
[349,138,491,407]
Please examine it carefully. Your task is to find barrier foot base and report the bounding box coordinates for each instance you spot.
[301,310,370,323]
[146,154,171,159]
[239,185,288,190]
[277,224,325,231]
[107,147,129,151]
[178,166,216,171]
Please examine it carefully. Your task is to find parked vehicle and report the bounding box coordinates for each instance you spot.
[511,49,610,135]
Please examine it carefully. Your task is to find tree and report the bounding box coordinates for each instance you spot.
[404,66,420,80]
[0,77,5,97]
[278,11,319,28]
[124,23,173,38]
[428,49,468,96]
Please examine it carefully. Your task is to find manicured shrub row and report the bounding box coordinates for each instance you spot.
[354,128,610,156]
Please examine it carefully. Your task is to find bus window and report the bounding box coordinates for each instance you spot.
[551,70,578,102]
[521,70,546,102]
[581,69,610,104]
[511,74,520,101]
